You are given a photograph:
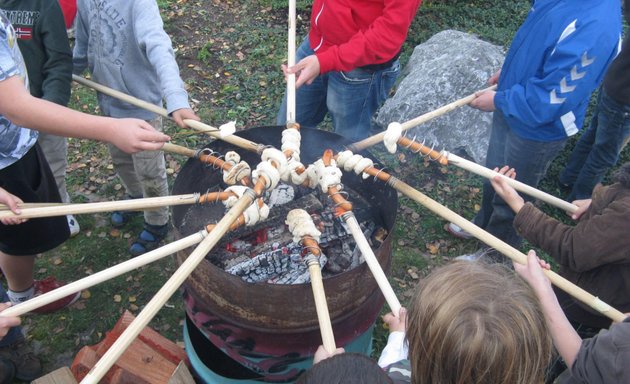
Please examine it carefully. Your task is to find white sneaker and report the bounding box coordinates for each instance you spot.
[446,222,474,240]
[67,215,80,237]
[454,248,493,262]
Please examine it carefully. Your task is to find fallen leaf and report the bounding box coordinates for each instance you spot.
[113,294,122,303]
[81,290,91,299]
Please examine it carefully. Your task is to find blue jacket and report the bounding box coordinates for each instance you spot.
[494,0,622,142]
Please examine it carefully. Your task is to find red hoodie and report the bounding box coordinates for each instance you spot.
[309,0,422,74]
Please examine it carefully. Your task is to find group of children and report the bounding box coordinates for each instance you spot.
[1,0,629,383]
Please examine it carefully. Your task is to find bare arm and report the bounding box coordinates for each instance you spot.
[0,76,169,153]
[514,250,583,367]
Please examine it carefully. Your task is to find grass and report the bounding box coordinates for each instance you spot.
[24,0,630,378]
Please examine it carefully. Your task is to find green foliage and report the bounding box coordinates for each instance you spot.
[257,0,311,11]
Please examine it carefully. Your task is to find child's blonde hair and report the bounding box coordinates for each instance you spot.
[406,260,552,384]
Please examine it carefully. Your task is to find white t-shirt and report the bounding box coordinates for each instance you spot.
[0,10,37,170]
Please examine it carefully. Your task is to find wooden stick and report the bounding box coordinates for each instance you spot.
[446,152,577,213]
[340,212,402,315]
[396,136,577,212]
[80,189,257,384]
[0,202,68,210]
[0,194,201,220]
[72,75,263,154]
[387,176,626,322]
[286,0,297,123]
[0,232,206,317]
[305,255,336,354]
[342,158,625,321]
[347,84,497,152]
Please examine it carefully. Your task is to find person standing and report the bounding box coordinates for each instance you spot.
[276,0,422,142]
[447,0,622,257]
[558,0,630,201]
[73,0,199,256]
[0,0,80,236]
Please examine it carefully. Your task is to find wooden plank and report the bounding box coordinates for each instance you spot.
[32,367,78,384]
[167,362,196,384]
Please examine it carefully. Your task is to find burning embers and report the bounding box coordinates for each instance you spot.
[179,182,385,284]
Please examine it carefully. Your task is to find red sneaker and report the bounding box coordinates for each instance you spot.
[31,277,80,314]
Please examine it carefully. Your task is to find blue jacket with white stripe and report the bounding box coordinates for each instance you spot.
[494,0,622,142]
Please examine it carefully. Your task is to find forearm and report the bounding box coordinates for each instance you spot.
[3,83,117,143]
[537,285,582,366]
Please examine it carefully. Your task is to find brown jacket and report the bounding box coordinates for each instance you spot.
[514,183,630,328]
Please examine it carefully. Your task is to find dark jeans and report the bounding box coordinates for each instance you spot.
[0,285,21,348]
[560,89,630,200]
[277,38,400,142]
[473,112,567,249]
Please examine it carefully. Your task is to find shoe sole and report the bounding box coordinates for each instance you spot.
[445,223,474,240]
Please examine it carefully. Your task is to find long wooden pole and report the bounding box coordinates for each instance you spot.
[0,231,206,317]
[72,75,263,154]
[337,155,626,321]
[286,0,297,123]
[388,176,626,322]
[447,152,577,213]
[340,212,402,315]
[396,136,578,213]
[80,189,257,384]
[0,194,201,220]
[347,84,497,152]
[305,255,336,354]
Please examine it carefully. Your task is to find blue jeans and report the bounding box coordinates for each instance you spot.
[473,112,567,249]
[0,285,21,347]
[560,89,630,200]
[277,38,400,141]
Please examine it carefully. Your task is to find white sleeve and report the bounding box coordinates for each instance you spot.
[377,331,408,368]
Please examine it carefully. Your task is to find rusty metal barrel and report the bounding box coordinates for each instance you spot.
[171,126,397,382]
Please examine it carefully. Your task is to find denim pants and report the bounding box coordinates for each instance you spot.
[0,285,21,347]
[277,38,400,142]
[473,112,567,249]
[107,116,169,226]
[560,89,630,200]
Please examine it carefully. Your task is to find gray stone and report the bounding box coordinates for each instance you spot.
[375,30,505,164]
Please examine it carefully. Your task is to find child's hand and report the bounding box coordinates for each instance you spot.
[171,108,200,129]
[469,90,496,112]
[514,250,552,296]
[382,307,407,333]
[488,70,501,85]
[312,345,345,364]
[569,199,592,220]
[110,118,170,153]
[490,166,524,213]
[284,55,321,88]
[0,302,21,338]
[0,188,26,225]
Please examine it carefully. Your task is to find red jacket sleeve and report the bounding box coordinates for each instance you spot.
[314,0,421,74]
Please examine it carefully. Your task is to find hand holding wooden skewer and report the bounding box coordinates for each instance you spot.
[0,187,26,225]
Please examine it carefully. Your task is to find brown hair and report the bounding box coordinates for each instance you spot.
[406,261,552,384]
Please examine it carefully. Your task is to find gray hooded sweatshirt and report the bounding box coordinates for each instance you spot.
[73,0,190,120]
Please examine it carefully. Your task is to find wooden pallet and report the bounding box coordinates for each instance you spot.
[66,310,192,384]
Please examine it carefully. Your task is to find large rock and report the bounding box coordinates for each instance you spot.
[375,30,505,164]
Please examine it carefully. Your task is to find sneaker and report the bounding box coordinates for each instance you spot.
[0,358,15,384]
[67,214,80,237]
[0,336,41,381]
[445,222,474,240]
[111,210,138,227]
[129,223,169,257]
[454,248,494,262]
[31,277,81,314]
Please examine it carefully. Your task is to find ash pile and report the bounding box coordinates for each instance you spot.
[179,183,387,285]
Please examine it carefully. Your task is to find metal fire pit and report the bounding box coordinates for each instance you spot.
[171,126,397,382]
